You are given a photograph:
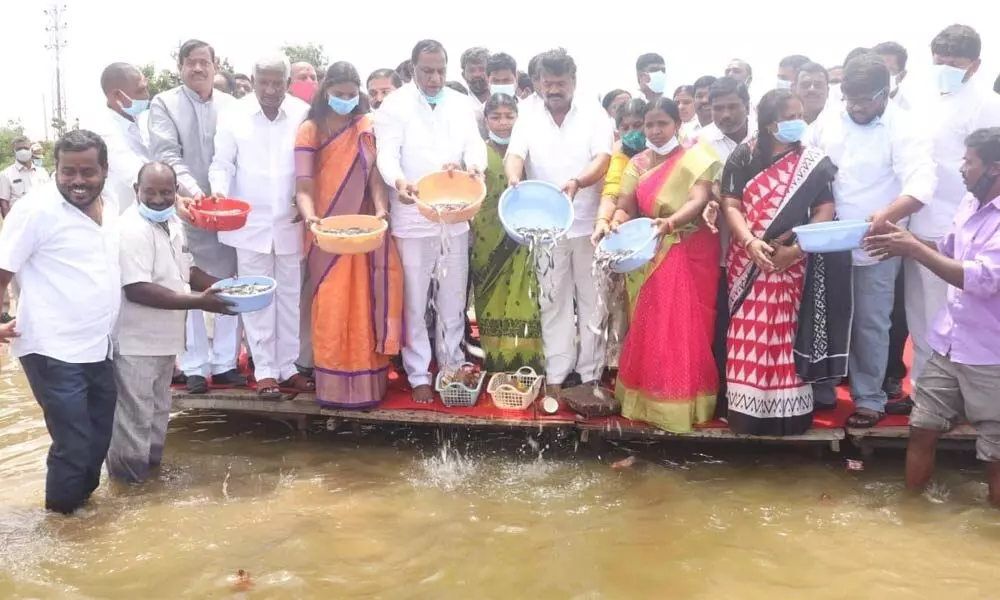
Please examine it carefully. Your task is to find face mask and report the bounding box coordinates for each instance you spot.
[622,130,646,151]
[888,74,899,95]
[491,84,516,98]
[328,95,359,115]
[290,80,318,103]
[15,149,32,163]
[935,64,968,95]
[773,119,807,143]
[423,87,446,105]
[972,166,1000,201]
[138,202,176,223]
[33,157,43,168]
[647,70,667,95]
[488,131,510,145]
[120,93,150,117]
[775,79,793,90]
[646,136,679,155]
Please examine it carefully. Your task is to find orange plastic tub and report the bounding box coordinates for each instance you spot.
[189,197,252,231]
[415,170,487,224]
[311,214,388,255]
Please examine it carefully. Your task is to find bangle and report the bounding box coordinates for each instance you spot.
[596,216,611,224]
[743,236,757,249]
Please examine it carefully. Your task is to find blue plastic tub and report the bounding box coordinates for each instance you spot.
[792,220,871,253]
[597,218,658,273]
[498,180,575,245]
[212,275,276,313]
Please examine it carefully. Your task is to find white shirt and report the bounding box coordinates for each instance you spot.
[909,81,1000,240]
[0,162,49,208]
[507,96,614,238]
[804,103,937,265]
[210,94,309,256]
[117,206,192,356]
[0,183,121,362]
[90,107,151,213]
[679,118,703,141]
[375,83,487,238]
[699,123,752,266]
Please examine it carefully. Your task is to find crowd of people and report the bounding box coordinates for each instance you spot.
[3,22,1000,514]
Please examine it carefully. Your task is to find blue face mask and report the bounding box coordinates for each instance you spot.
[647,70,667,95]
[488,131,510,145]
[422,87,446,105]
[935,64,968,95]
[138,202,176,223]
[491,84,516,98]
[328,95,359,115]
[774,119,807,143]
[32,157,42,168]
[622,130,646,151]
[121,93,150,117]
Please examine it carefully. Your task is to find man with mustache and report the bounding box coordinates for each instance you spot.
[366,68,402,110]
[0,130,121,514]
[794,62,830,124]
[461,46,490,139]
[148,39,243,395]
[504,48,613,399]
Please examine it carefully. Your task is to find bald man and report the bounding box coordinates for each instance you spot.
[289,61,318,102]
[90,62,151,213]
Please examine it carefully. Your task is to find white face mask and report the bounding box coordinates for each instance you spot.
[646,136,679,155]
[15,149,32,163]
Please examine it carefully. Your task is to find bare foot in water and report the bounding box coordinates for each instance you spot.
[412,384,434,404]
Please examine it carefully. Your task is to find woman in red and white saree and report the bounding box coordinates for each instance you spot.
[720,90,852,436]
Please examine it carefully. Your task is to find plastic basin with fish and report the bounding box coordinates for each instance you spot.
[792,220,871,253]
[311,214,387,255]
[190,197,252,231]
[498,180,575,245]
[212,276,276,313]
[598,217,658,273]
[415,170,487,224]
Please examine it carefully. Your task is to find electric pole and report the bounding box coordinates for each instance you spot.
[44,4,68,137]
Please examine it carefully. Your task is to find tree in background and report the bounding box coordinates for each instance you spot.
[281,43,328,71]
[0,121,55,171]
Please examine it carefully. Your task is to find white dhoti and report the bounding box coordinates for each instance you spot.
[236,249,302,382]
[395,233,469,387]
[537,235,604,385]
[904,253,949,388]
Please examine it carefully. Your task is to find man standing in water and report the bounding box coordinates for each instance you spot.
[375,39,486,403]
[148,39,244,394]
[864,127,1000,506]
[505,48,613,398]
[0,130,121,514]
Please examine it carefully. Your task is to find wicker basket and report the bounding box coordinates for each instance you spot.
[487,367,544,411]
[434,363,485,407]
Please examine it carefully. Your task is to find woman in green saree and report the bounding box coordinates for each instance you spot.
[470,93,544,373]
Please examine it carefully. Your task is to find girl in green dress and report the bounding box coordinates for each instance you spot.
[470,94,544,373]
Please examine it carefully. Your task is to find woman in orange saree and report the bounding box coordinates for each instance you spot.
[295,62,403,408]
[599,97,722,433]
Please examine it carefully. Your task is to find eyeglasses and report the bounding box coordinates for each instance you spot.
[842,87,887,109]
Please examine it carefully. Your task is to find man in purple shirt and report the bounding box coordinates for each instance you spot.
[866,127,1000,506]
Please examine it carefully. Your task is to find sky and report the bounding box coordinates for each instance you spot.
[2,0,999,140]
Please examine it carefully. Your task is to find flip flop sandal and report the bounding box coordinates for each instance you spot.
[885,396,914,416]
[846,410,884,428]
[257,378,282,400]
[280,373,315,392]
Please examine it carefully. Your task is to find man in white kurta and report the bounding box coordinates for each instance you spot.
[210,58,309,394]
[505,49,613,395]
[375,40,486,402]
[904,25,1000,388]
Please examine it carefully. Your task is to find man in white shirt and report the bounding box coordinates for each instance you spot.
[148,39,243,394]
[795,63,830,125]
[0,135,50,318]
[375,40,487,403]
[635,53,667,102]
[804,56,937,427]
[210,56,312,397]
[697,76,752,412]
[91,63,152,214]
[874,41,915,112]
[0,130,121,514]
[108,162,233,484]
[505,48,613,396]
[904,24,1000,389]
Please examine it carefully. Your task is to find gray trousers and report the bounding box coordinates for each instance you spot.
[106,354,175,483]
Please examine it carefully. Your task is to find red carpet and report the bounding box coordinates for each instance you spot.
[177,341,913,431]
